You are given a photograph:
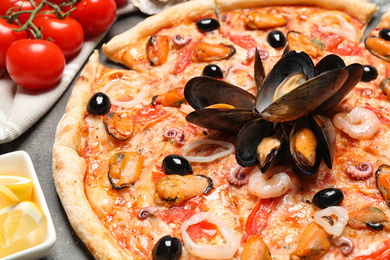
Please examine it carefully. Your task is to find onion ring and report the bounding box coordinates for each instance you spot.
[183,140,234,163]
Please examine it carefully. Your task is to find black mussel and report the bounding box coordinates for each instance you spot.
[379,77,390,97]
[366,222,384,231]
[380,28,390,41]
[314,54,345,76]
[87,92,111,115]
[348,206,389,231]
[152,235,182,260]
[267,30,286,49]
[313,188,344,209]
[108,152,143,191]
[162,154,192,175]
[254,48,266,88]
[196,18,220,32]
[361,65,378,82]
[203,64,223,78]
[375,164,390,207]
[103,112,134,141]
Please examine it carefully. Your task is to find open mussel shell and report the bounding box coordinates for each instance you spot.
[254,48,266,89]
[289,115,321,176]
[314,54,345,76]
[316,63,363,113]
[260,69,349,122]
[255,51,315,113]
[375,164,390,207]
[365,36,390,61]
[184,76,255,110]
[186,108,258,133]
[308,113,335,169]
[235,119,284,169]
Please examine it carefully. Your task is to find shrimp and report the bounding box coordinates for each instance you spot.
[248,166,292,199]
[333,107,380,139]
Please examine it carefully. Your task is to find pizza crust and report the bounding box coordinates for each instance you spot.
[52,51,130,260]
[378,9,390,29]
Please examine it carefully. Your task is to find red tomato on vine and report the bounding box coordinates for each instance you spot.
[5,39,66,91]
[33,12,84,58]
[0,18,28,68]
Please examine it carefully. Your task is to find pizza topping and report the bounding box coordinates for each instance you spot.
[181,212,239,259]
[172,34,192,47]
[183,140,234,163]
[346,162,373,180]
[137,206,158,219]
[290,222,332,260]
[313,12,357,40]
[152,87,185,107]
[314,206,348,236]
[163,128,185,145]
[103,112,134,141]
[227,165,249,186]
[247,46,269,60]
[146,35,170,66]
[379,77,390,97]
[375,164,390,208]
[361,65,378,82]
[162,154,192,175]
[241,235,272,260]
[266,30,286,49]
[196,18,220,32]
[202,64,223,79]
[245,13,287,29]
[108,152,144,191]
[347,206,389,231]
[152,235,182,260]
[333,107,380,139]
[193,42,236,62]
[313,188,344,209]
[87,92,111,115]
[332,236,354,255]
[155,174,213,207]
[287,31,324,58]
[248,166,291,199]
[380,28,390,41]
[314,54,345,75]
[365,35,390,61]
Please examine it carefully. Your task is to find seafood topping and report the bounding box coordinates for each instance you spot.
[172,34,192,47]
[193,42,236,62]
[379,77,390,97]
[152,235,182,260]
[348,206,389,231]
[103,112,134,141]
[246,13,287,29]
[332,236,354,255]
[146,35,170,65]
[375,164,390,207]
[313,188,344,209]
[365,33,390,61]
[241,235,272,260]
[346,162,373,180]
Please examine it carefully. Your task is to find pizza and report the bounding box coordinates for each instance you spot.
[52,0,390,259]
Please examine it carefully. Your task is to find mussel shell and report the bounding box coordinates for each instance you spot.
[184,76,255,110]
[314,54,345,76]
[254,48,266,90]
[186,108,258,133]
[255,51,315,114]
[260,69,349,122]
[289,116,321,176]
[365,36,390,61]
[316,63,363,113]
[308,113,335,170]
[375,164,390,207]
[235,119,276,167]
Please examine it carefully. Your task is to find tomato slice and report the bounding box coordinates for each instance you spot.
[187,220,218,242]
[227,33,257,50]
[353,240,390,260]
[170,41,197,75]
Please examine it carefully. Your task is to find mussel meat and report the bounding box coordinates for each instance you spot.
[193,42,236,62]
[379,77,390,97]
[104,112,135,141]
[287,31,324,58]
[376,164,390,208]
[365,34,390,61]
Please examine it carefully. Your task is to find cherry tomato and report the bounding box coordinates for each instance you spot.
[6,39,66,91]
[0,18,28,68]
[6,0,35,25]
[114,0,128,8]
[0,0,11,16]
[70,0,116,37]
[33,12,84,59]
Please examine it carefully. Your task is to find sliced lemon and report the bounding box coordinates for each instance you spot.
[0,176,33,202]
[0,201,46,249]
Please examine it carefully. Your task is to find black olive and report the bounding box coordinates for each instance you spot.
[313,188,344,209]
[196,18,220,32]
[379,28,390,41]
[152,235,182,260]
[202,64,223,78]
[361,65,378,82]
[267,30,286,49]
[87,92,111,115]
[162,155,193,175]
[366,222,384,231]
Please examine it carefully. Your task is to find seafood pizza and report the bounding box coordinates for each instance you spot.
[53,0,390,259]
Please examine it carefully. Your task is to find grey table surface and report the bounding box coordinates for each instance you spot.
[0,1,388,259]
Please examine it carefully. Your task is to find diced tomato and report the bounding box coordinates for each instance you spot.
[133,104,166,126]
[227,33,257,50]
[170,41,197,75]
[353,240,390,260]
[152,168,166,184]
[364,104,390,125]
[187,220,218,242]
[241,198,279,243]
[330,40,362,56]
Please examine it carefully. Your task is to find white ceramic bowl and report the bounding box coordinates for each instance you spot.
[0,151,56,260]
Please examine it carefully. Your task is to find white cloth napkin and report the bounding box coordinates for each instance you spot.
[0,3,136,144]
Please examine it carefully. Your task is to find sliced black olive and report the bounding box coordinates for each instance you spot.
[366,222,384,231]
[267,30,286,49]
[162,154,193,175]
[202,64,223,78]
[361,65,378,82]
[152,235,182,260]
[313,188,344,209]
[87,92,111,115]
[196,18,220,32]
[379,28,390,41]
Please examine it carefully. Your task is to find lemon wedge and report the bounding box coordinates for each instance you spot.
[0,201,46,249]
[0,176,33,203]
